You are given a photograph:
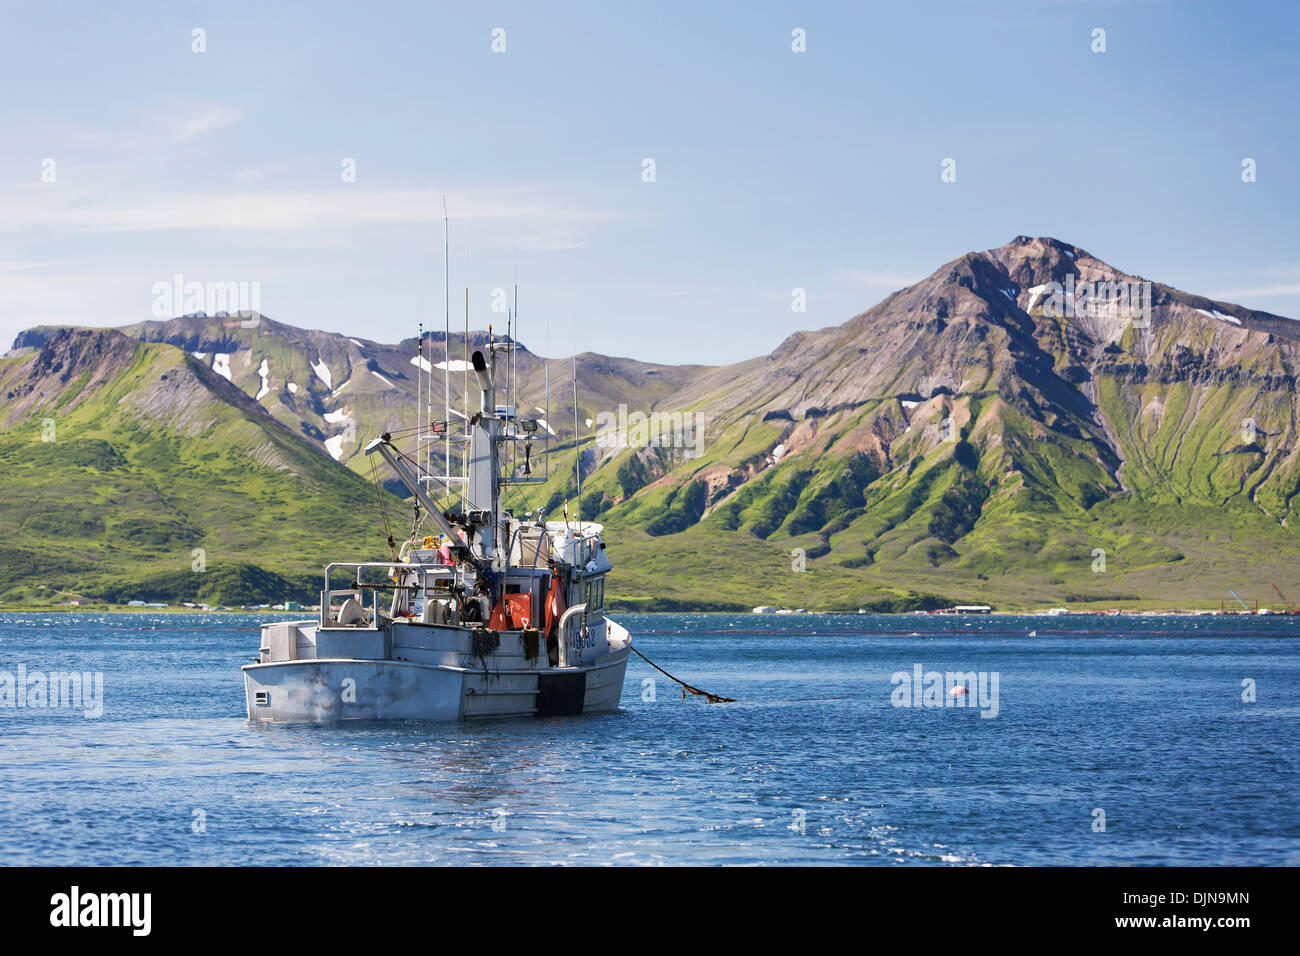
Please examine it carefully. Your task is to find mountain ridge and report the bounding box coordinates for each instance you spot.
[5,235,1299,610]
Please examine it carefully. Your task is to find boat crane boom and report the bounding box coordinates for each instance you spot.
[363,437,460,543]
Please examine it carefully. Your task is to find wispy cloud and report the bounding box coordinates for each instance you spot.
[1209,284,1300,299]
[832,267,921,288]
[167,101,246,142]
[233,159,296,184]
[1206,265,1300,301]
[0,188,621,250]
[0,99,248,160]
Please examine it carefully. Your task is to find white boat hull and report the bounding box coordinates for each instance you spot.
[242,616,631,722]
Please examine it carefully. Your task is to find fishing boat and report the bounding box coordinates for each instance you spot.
[241,324,632,721]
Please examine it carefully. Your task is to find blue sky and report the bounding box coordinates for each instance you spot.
[1,0,1297,364]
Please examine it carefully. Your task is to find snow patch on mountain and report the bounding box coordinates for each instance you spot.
[1197,308,1241,326]
[311,358,332,388]
[324,435,346,460]
[323,407,353,460]
[413,355,473,373]
[1026,284,1052,311]
[255,358,270,400]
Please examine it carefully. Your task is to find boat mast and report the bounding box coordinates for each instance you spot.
[572,318,581,526]
[544,349,550,483]
[416,321,423,479]
[468,344,502,566]
[442,196,450,485]
[514,247,520,481]
[464,226,470,488]
[504,309,510,547]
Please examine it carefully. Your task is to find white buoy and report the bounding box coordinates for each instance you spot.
[950,685,969,697]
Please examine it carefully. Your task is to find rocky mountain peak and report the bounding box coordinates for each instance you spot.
[2,328,141,425]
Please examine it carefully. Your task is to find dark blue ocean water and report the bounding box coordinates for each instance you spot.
[0,611,1297,866]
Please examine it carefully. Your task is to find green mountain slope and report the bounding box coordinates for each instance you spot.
[505,237,1300,610]
[0,328,397,606]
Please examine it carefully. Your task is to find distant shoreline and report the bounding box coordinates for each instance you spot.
[0,604,1295,618]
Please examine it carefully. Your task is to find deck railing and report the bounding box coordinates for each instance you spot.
[320,561,455,628]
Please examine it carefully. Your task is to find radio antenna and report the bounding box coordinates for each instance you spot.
[545,322,551,483]
[463,226,471,493]
[442,196,450,484]
[572,313,580,526]
[416,320,423,476]
[514,243,520,478]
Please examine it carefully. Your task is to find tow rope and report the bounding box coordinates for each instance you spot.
[631,646,736,704]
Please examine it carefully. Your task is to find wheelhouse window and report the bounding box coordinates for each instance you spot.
[583,575,605,611]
